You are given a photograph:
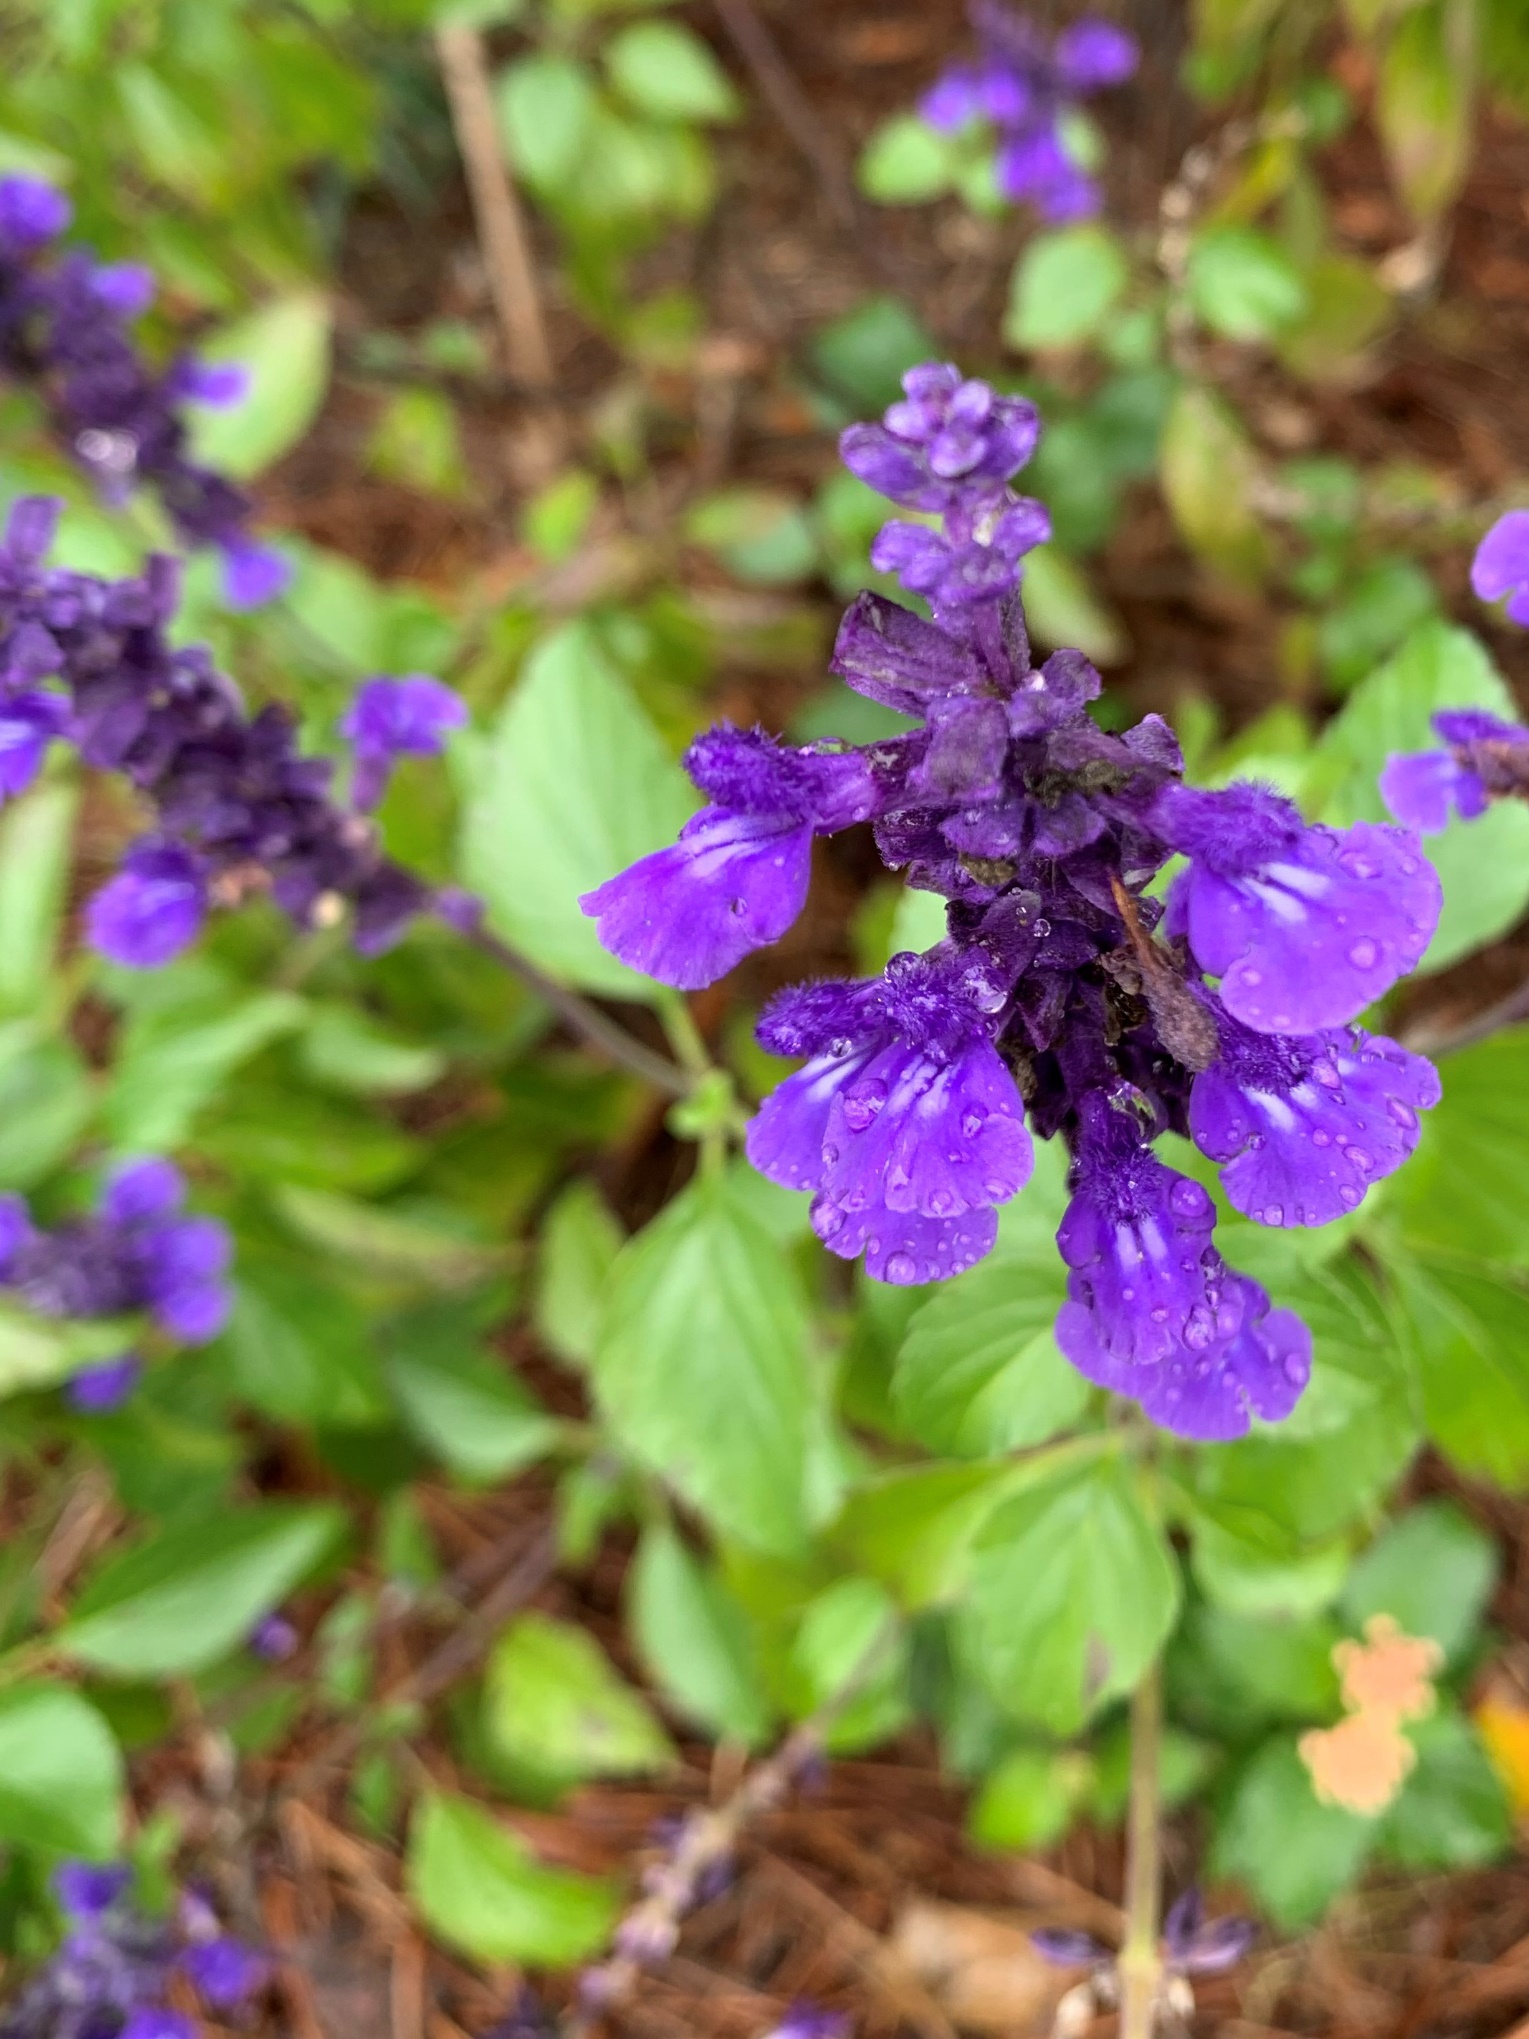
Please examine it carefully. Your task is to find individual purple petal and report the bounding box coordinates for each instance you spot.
[86,840,208,968]
[220,539,292,611]
[1030,1927,1110,1968]
[66,1353,143,1414]
[171,359,251,408]
[830,590,987,711]
[819,1037,1032,1221]
[101,1156,184,1226]
[765,2005,851,2039]
[183,1936,267,2009]
[341,674,467,760]
[1053,19,1139,90]
[1190,1011,1441,1227]
[1174,1914,1258,1975]
[920,66,986,132]
[811,1190,999,1284]
[0,175,71,247]
[912,696,1011,801]
[121,2012,196,2039]
[1379,748,1487,834]
[89,262,155,318]
[755,975,885,1058]
[139,1215,232,1342]
[1161,787,1441,1034]
[1471,511,1529,613]
[581,807,813,990]
[746,1048,875,1193]
[0,1192,32,1275]
[53,1863,132,1920]
[0,689,68,797]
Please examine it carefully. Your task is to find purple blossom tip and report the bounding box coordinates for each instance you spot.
[342,673,467,809]
[0,689,68,799]
[53,1861,133,1920]
[1030,1926,1110,1968]
[0,174,71,248]
[1161,785,1441,1034]
[249,1612,299,1662]
[1190,1011,1439,1227]
[581,806,814,990]
[121,2012,196,2039]
[1054,18,1139,90]
[86,840,208,969]
[102,1156,185,1226]
[1472,510,1529,626]
[182,1935,268,2009]
[66,1353,143,1414]
[0,1193,31,1275]
[765,2006,851,2039]
[173,358,251,408]
[840,364,1039,513]
[1379,748,1486,834]
[89,262,155,318]
[220,539,292,611]
[139,1213,232,1343]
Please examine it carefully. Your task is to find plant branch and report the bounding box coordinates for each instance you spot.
[451,914,692,1097]
[434,23,557,398]
[710,0,860,238]
[1118,1657,1165,2039]
[561,1617,899,2038]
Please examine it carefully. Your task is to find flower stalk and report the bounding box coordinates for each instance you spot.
[1118,1655,1165,2039]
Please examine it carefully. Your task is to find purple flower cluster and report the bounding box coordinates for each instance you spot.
[920,5,1138,220]
[0,1862,264,2039]
[0,1158,231,1413]
[582,361,1445,1440]
[0,177,287,612]
[0,495,445,968]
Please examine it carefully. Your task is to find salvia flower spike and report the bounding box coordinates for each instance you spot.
[581,360,1446,1440]
[0,176,289,609]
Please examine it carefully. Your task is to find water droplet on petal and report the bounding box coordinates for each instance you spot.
[843,1079,887,1130]
[1386,1099,1417,1130]
[816,1203,845,1239]
[1348,938,1380,970]
[1311,1128,1331,1147]
[1263,1203,1284,1225]
[822,1143,839,1166]
[961,1110,985,1139]
[1241,968,1263,987]
[885,1251,917,1283]
[1339,1184,1360,1207]
[1169,1179,1210,1220]
[1183,1306,1215,1352]
[1283,1354,1307,1385]
[1346,1148,1372,1175]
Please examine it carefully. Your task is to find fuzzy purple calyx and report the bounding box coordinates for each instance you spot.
[1160,784,1441,1035]
[1190,1005,1440,1227]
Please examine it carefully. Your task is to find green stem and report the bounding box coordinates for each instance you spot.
[1118,1654,1164,2039]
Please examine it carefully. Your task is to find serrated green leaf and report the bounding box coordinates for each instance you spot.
[1159,383,1268,586]
[1376,1709,1511,1869]
[1212,1734,1376,1928]
[104,984,307,1152]
[0,782,76,1018]
[497,54,598,187]
[1392,1249,1529,1483]
[58,1504,343,1677]
[1342,1499,1496,1664]
[273,1187,503,1289]
[969,1745,1093,1853]
[534,1180,623,1368]
[458,619,696,998]
[386,1303,559,1480]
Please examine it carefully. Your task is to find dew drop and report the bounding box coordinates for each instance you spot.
[1339,1184,1360,1207]
[1183,1306,1215,1352]
[1340,850,1378,880]
[1263,1203,1284,1225]
[1241,968,1263,987]
[1169,1179,1209,1220]
[1283,1354,1307,1385]
[843,1080,887,1130]
[1347,938,1380,970]
[816,1203,845,1239]
[1346,1147,1372,1175]
[961,1110,985,1139]
[885,1251,917,1283]
[822,1143,839,1166]
[1386,1099,1417,1130]
[1311,1129,1331,1147]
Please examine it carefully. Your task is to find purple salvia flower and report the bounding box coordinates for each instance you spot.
[53,1863,133,1921]
[1189,1003,1440,1227]
[1031,1926,1110,1968]
[66,1353,143,1414]
[1471,510,1529,626]
[86,839,208,968]
[840,365,1040,514]
[0,689,67,798]
[1380,708,1529,834]
[166,358,251,408]
[220,539,292,611]
[121,2012,196,2039]
[181,1936,267,2009]
[0,176,71,250]
[918,7,1138,222]
[1160,1889,1257,1976]
[89,262,155,319]
[341,672,468,811]
[1055,1092,1311,1438]
[1159,783,1441,1034]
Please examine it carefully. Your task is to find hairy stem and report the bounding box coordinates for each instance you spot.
[1118,1656,1165,2039]
[454,916,692,1096]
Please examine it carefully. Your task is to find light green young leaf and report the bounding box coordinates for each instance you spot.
[458,619,697,999]
[965,1453,1179,1733]
[0,1684,123,1858]
[1342,1498,1497,1665]
[1376,0,1474,228]
[1005,226,1129,352]
[299,1005,447,1096]
[1376,1709,1511,1870]
[1391,1032,1529,1267]
[629,1523,772,1745]
[686,488,819,584]
[592,1166,814,1554]
[408,1791,619,1968]
[0,782,77,1018]
[1159,383,1268,586]
[792,1576,908,1753]
[273,1187,503,1289]
[386,1304,559,1481]
[0,1039,93,1191]
[1021,546,1129,666]
[1211,1734,1376,1929]
[534,1180,624,1368]
[496,55,598,187]
[1315,618,1529,969]
[968,1745,1093,1853]
[58,1504,343,1677]
[830,1459,1030,1610]
[186,295,334,482]
[1187,224,1308,342]
[857,116,956,204]
[1391,1250,1529,1485]
[604,21,739,122]
[104,985,306,1152]
[486,1612,674,1780]
[224,1264,387,1428]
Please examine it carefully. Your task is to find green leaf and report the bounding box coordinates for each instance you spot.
[1004,225,1129,351]
[686,488,819,584]
[1187,225,1308,341]
[604,20,739,122]
[1342,1499,1496,1664]
[1377,0,1473,228]
[1376,1709,1511,1870]
[1159,383,1267,586]
[629,1524,772,1745]
[1170,1602,1341,1732]
[386,1304,559,1481]
[458,619,696,998]
[0,782,76,1018]
[0,1039,93,1191]
[367,386,471,500]
[0,1683,123,1857]
[0,1301,123,1399]
[1392,1251,1529,1484]
[857,116,956,204]
[894,1246,1087,1456]
[831,1459,1027,1610]
[1190,1514,1350,1620]
[408,1790,619,1968]
[965,1453,1179,1734]
[592,1167,814,1554]
[273,1187,502,1289]
[792,1576,908,1753]
[1315,619,1529,970]
[224,1264,387,1428]
[58,1503,343,1677]
[1211,1734,1375,1929]
[968,1745,1093,1853]
[810,297,940,414]
[104,982,307,1152]
[186,294,334,482]
[1316,556,1436,693]
[535,1180,624,1368]
[1392,1033,1529,1267]
[485,1613,673,1780]
[496,55,598,187]
[299,1005,446,1096]
[1276,252,1393,383]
